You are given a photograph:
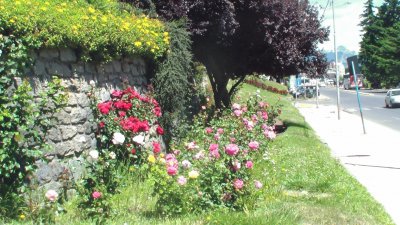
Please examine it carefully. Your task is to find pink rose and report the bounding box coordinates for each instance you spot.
[181,160,192,169]
[177,176,187,186]
[225,144,239,156]
[156,125,164,135]
[248,141,259,150]
[262,111,268,120]
[209,144,219,151]
[217,128,224,134]
[254,180,263,189]
[152,141,161,154]
[264,130,276,140]
[92,191,102,199]
[214,133,220,141]
[45,190,58,202]
[167,166,178,176]
[234,109,243,117]
[233,179,244,190]
[232,160,241,171]
[186,141,199,150]
[245,161,253,169]
[205,127,213,134]
[210,149,220,159]
[232,103,241,110]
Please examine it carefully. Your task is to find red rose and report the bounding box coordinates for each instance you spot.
[156,125,164,135]
[97,101,112,114]
[153,141,161,154]
[99,121,105,128]
[139,120,150,132]
[114,100,132,111]
[131,148,136,154]
[111,90,124,99]
[118,111,126,117]
[153,107,162,117]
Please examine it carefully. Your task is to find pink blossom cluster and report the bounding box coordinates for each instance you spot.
[165,154,179,176]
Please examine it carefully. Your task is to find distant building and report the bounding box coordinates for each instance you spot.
[326,61,345,79]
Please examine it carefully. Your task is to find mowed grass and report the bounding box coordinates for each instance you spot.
[11,82,393,225]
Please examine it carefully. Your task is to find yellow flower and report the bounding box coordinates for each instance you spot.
[9,18,15,23]
[188,170,199,179]
[19,214,25,220]
[160,153,165,158]
[134,41,142,47]
[82,15,89,20]
[101,16,108,23]
[129,166,135,172]
[40,6,47,11]
[147,155,156,164]
[88,6,96,14]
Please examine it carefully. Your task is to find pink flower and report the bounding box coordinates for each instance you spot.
[177,176,187,186]
[217,128,224,134]
[209,144,219,151]
[248,141,259,150]
[186,141,199,150]
[45,190,58,202]
[153,107,162,117]
[233,179,244,190]
[194,151,205,160]
[232,160,241,171]
[245,161,253,169]
[205,127,213,134]
[210,149,220,159]
[254,180,263,189]
[118,111,126,117]
[264,130,276,140]
[111,90,124,98]
[232,103,241,110]
[201,105,206,110]
[92,191,102,199]
[234,109,243,117]
[225,144,239,156]
[262,111,268,120]
[99,121,105,128]
[259,101,268,108]
[152,141,161,154]
[230,137,236,143]
[167,166,178,176]
[214,133,220,141]
[251,114,258,122]
[97,101,112,114]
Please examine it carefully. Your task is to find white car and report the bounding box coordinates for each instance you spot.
[385,89,400,108]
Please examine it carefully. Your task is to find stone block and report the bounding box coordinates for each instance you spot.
[71,63,85,74]
[60,125,78,140]
[85,63,96,74]
[70,107,88,124]
[60,48,77,62]
[77,122,92,134]
[33,60,47,76]
[36,160,65,184]
[56,110,71,124]
[122,62,131,73]
[39,48,59,59]
[47,62,71,77]
[47,128,62,142]
[67,93,78,106]
[76,93,90,107]
[104,62,114,73]
[112,60,122,72]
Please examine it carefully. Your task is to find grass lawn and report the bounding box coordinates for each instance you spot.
[12,82,392,225]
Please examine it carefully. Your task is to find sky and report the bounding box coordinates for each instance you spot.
[309,0,384,53]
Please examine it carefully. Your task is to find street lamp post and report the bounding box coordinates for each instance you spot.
[332,0,341,120]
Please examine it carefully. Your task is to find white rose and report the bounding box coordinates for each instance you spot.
[112,132,125,145]
[109,152,116,160]
[132,134,145,145]
[89,150,99,160]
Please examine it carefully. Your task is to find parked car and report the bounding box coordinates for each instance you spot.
[385,89,400,108]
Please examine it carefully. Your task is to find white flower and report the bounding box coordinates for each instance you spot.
[132,134,145,145]
[112,132,125,145]
[89,150,99,160]
[181,160,192,169]
[109,152,116,160]
[89,80,96,86]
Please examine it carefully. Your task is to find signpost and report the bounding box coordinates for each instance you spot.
[352,62,366,134]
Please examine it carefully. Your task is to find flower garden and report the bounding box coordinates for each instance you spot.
[0,0,395,224]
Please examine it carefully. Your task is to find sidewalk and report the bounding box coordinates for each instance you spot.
[296,100,400,225]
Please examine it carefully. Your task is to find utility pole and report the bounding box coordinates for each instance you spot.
[332,0,341,120]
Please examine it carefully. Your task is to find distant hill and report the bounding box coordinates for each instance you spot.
[324,46,357,68]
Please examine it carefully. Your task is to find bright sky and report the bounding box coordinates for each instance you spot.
[309,0,384,53]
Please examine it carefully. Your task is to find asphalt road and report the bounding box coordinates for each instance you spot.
[313,87,400,132]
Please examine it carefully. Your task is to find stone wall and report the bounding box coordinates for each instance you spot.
[28,48,149,192]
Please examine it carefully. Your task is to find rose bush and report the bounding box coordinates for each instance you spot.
[150,93,281,215]
[77,86,165,219]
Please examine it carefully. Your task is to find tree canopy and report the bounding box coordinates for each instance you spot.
[126,0,329,108]
[359,0,400,88]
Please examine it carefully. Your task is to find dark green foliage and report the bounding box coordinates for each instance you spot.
[359,0,400,88]
[151,20,195,146]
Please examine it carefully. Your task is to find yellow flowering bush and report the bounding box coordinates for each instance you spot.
[0,0,170,60]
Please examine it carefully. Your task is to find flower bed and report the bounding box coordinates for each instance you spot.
[245,78,288,95]
[149,94,282,215]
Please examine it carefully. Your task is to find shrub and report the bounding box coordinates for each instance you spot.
[0,0,169,61]
[149,92,281,215]
[245,78,289,95]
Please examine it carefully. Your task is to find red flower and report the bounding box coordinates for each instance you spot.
[153,141,161,154]
[153,107,162,117]
[152,98,159,107]
[139,120,150,132]
[118,111,126,117]
[156,125,164,135]
[99,121,105,128]
[97,101,112,114]
[114,100,132,111]
[131,148,136,154]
